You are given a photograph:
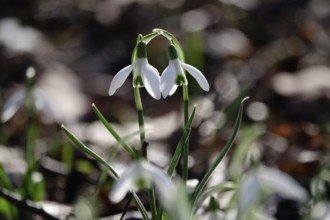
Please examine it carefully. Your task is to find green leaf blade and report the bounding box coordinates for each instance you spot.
[61,125,118,179]
[191,97,249,206]
[92,104,137,159]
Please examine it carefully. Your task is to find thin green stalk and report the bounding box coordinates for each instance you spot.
[22,80,39,220]
[24,73,37,168]
[191,97,249,208]
[182,84,189,182]
[142,32,160,44]
[153,29,185,61]
[132,35,157,220]
[133,87,157,220]
[133,87,145,149]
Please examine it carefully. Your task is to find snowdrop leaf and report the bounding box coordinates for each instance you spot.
[192,97,249,206]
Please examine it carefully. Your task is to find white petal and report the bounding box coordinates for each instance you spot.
[238,173,261,214]
[180,61,210,92]
[258,166,308,201]
[110,163,137,203]
[169,85,178,96]
[1,90,24,122]
[108,64,133,96]
[142,64,161,99]
[160,62,176,98]
[141,161,174,197]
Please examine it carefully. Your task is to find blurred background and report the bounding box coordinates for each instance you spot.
[0,0,330,219]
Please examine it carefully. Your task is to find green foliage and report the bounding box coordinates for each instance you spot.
[192,97,248,207]
[22,162,45,202]
[0,164,18,219]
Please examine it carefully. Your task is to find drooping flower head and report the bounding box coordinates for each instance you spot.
[108,42,161,99]
[109,160,173,203]
[1,67,58,123]
[109,160,193,220]
[161,44,209,98]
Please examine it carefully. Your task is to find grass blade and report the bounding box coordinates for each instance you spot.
[156,106,196,220]
[132,193,150,220]
[92,104,137,159]
[193,181,237,213]
[167,105,196,176]
[191,97,249,206]
[61,125,118,179]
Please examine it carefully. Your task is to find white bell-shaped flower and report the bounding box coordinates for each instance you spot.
[109,160,173,203]
[161,44,209,98]
[108,42,161,99]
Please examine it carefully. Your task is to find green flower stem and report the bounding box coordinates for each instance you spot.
[153,29,185,61]
[142,32,160,44]
[182,84,190,182]
[133,35,158,219]
[61,125,150,220]
[24,74,37,168]
[133,87,145,150]
[134,86,157,220]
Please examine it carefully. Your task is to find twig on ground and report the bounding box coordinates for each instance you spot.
[0,188,63,220]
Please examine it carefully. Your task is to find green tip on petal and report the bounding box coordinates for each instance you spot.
[136,42,147,58]
[175,74,187,86]
[168,44,178,60]
[133,74,144,87]
[209,196,220,212]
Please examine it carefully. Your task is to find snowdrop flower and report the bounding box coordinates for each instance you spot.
[161,44,209,98]
[110,160,193,220]
[1,67,58,123]
[109,160,173,203]
[1,88,58,123]
[237,166,309,216]
[108,42,161,99]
